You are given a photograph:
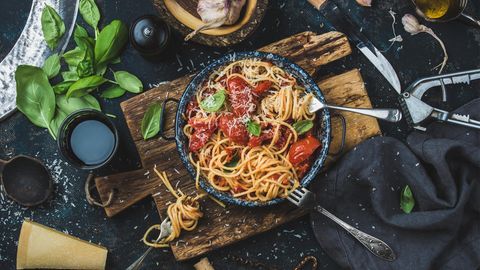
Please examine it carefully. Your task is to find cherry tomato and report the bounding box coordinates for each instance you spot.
[288,134,321,166]
[186,99,199,118]
[247,129,274,148]
[219,113,249,145]
[188,117,217,152]
[294,161,311,179]
[253,81,272,95]
[227,76,256,117]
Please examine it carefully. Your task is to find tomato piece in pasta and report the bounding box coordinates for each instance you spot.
[227,76,257,117]
[288,134,321,166]
[218,113,249,145]
[253,80,272,95]
[188,117,217,152]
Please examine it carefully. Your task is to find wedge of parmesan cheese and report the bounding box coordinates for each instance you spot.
[16,220,108,269]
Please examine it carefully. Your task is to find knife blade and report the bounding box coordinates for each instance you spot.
[312,1,402,94]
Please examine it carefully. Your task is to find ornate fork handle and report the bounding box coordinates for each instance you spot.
[314,205,396,261]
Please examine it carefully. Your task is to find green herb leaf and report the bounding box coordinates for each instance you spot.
[15,65,56,135]
[141,103,162,140]
[42,53,61,79]
[111,57,121,64]
[246,120,261,136]
[400,185,415,214]
[63,47,86,68]
[41,5,65,50]
[293,120,314,135]
[114,71,143,93]
[94,20,128,67]
[77,59,94,77]
[56,94,101,115]
[73,24,94,47]
[200,89,226,112]
[66,75,107,98]
[52,81,74,95]
[61,70,80,82]
[50,109,67,139]
[101,85,126,99]
[79,0,100,31]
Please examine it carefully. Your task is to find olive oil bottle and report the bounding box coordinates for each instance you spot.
[413,0,453,19]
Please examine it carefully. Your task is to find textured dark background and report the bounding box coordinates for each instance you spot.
[1,0,479,269]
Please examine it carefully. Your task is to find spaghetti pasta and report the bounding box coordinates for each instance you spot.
[184,59,322,202]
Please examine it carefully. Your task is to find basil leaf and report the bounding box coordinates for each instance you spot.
[42,53,61,79]
[53,81,74,95]
[61,70,80,82]
[50,109,67,139]
[77,60,94,78]
[246,120,261,136]
[293,120,314,135]
[101,85,126,99]
[73,24,94,47]
[114,71,143,93]
[95,20,128,67]
[66,75,107,98]
[15,65,56,134]
[400,185,415,214]
[63,47,86,68]
[111,57,121,64]
[200,89,226,112]
[79,0,100,31]
[41,5,65,50]
[56,94,101,115]
[141,103,162,140]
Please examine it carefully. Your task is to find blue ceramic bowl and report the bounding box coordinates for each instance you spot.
[175,52,331,207]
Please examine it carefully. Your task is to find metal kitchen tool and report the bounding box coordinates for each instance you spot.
[310,1,402,94]
[400,69,480,130]
[0,155,53,206]
[309,97,402,122]
[0,0,78,121]
[287,182,396,261]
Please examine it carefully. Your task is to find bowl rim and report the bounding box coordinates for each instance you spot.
[175,51,331,207]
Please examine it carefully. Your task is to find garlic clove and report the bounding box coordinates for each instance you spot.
[356,0,372,7]
[402,14,421,35]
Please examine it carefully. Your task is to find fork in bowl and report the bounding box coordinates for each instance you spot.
[287,184,396,261]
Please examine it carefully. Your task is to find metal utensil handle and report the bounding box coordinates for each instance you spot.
[125,247,154,270]
[315,205,396,261]
[446,118,480,130]
[460,13,480,28]
[326,105,402,122]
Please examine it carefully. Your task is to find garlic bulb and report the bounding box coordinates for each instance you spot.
[185,0,247,41]
[402,14,448,74]
[356,0,372,7]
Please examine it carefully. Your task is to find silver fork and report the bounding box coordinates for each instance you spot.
[287,185,397,261]
[126,218,172,270]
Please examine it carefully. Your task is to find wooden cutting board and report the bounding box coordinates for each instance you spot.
[94,31,381,261]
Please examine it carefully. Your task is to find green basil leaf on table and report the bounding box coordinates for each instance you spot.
[77,60,94,78]
[73,24,94,47]
[61,70,80,82]
[52,81,74,95]
[141,103,162,140]
[200,89,226,112]
[246,120,261,136]
[94,20,128,68]
[400,185,415,214]
[41,5,65,50]
[63,47,85,68]
[293,120,314,135]
[111,57,121,64]
[42,53,61,79]
[101,85,126,99]
[15,65,56,136]
[66,75,107,98]
[114,71,143,93]
[79,0,100,32]
[49,109,67,139]
[56,94,101,115]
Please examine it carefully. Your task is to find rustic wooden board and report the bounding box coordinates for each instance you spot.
[95,31,381,261]
[154,0,269,47]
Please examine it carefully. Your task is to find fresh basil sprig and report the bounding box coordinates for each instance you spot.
[400,185,415,214]
[141,103,162,140]
[42,53,61,79]
[41,5,65,49]
[94,20,128,69]
[66,75,108,98]
[246,120,261,136]
[114,71,143,93]
[79,0,100,33]
[52,81,74,95]
[15,66,56,136]
[200,89,226,112]
[293,120,314,135]
[101,85,126,99]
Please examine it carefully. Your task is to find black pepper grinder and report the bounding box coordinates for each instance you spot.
[130,15,173,59]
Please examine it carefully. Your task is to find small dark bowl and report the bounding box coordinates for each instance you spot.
[174,52,331,207]
[57,109,119,170]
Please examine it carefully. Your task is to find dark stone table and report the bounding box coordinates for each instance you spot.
[1,0,479,269]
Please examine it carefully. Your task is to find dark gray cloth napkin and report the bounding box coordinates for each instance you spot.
[310,99,480,270]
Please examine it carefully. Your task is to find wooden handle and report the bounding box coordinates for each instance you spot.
[94,169,163,217]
